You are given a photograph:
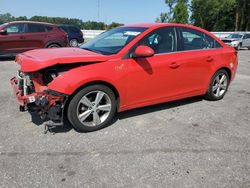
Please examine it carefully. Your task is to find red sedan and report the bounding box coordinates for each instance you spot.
[11,23,238,132]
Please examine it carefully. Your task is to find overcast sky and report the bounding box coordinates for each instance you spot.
[0,0,168,24]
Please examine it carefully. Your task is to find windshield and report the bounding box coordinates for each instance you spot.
[0,23,8,28]
[227,34,243,39]
[81,27,147,55]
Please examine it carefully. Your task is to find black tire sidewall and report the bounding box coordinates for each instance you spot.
[67,85,117,132]
[205,70,229,101]
[48,44,60,48]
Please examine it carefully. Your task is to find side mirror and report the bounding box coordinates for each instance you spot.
[134,45,154,58]
[0,29,7,35]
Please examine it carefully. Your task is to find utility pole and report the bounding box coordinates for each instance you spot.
[97,0,100,22]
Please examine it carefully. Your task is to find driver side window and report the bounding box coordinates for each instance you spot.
[5,24,26,34]
[136,27,177,54]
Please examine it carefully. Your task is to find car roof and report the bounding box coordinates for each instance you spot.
[59,25,79,28]
[122,23,211,32]
[5,21,56,26]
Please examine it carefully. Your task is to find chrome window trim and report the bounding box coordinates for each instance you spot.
[153,46,224,57]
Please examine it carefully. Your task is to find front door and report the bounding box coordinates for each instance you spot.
[0,23,27,54]
[125,27,179,106]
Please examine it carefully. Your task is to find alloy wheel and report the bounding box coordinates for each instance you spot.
[70,39,78,47]
[212,73,228,97]
[76,91,112,127]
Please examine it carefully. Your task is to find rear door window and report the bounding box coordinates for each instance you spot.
[45,26,53,32]
[5,24,26,34]
[27,24,46,33]
[59,26,68,33]
[179,27,221,51]
[69,26,80,33]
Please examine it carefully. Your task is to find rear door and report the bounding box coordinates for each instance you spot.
[172,27,223,94]
[24,23,48,50]
[0,23,27,54]
[242,34,250,48]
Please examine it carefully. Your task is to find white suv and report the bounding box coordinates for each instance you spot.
[221,33,250,50]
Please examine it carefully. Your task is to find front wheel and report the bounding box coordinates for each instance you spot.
[69,39,79,47]
[67,85,117,132]
[236,43,241,50]
[205,70,230,101]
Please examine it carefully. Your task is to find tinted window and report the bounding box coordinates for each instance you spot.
[246,34,250,39]
[228,34,243,39]
[136,27,177,54]
[180,28,221,51]
[6,24,25,34]
[27,24,45,33]
[69,26,80,33]
[59,26,68,32]
[45,26,53,32]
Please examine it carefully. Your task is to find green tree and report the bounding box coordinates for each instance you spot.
[191,0,250,31]
[107,22,124,29]
[0,13,113,30]
[173,0,189,23]
[156,13,168,23]
[156,0,177,23]
[191,0,236,31]
[0,13,15,24]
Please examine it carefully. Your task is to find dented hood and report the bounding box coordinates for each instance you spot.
[16,47,110,72]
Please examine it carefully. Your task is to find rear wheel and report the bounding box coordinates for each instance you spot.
[205,70,230,101]
[69,39,79,47]
[47,44,60,48]
[67,85,117,132]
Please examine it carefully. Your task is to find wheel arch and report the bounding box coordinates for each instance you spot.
[45,41,62,48]
[205,66,232,93]
[67,80,121,112]
[215,67,232,81]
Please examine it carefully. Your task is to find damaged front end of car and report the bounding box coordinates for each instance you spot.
[10,69,68,123]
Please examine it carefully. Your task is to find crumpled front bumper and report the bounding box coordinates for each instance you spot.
[10,76,34,107]
[10,76,67,122]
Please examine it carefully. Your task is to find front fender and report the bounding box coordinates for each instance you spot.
[47,62,127,107]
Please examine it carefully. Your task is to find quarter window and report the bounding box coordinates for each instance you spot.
[136,27,177,54]
[69,26,80,33]
[180,28,221,51]
[5,24,25,34]
[27,24,45,33]
[45,26,53,32]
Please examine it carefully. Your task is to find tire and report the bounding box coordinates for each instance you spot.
[69,39,79,47]
[248,47,250,50]
[67,85,117,132]
[236,43,241,50]
[47,44,60,48]
[205,70,230,101]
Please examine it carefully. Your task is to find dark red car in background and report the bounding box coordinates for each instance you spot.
[0,21,69,57]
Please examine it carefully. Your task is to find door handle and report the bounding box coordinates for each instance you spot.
[206,56,214,62]
[169,62,180,69]
[20,36,26,39]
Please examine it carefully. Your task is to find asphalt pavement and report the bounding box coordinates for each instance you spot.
[0,51,249,188]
